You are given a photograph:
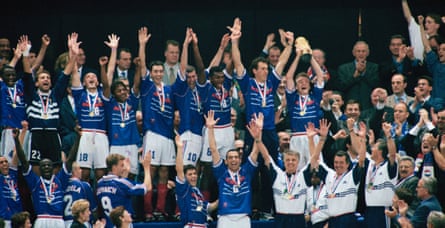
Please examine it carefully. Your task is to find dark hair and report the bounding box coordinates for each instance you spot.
[164,40,180,51]
[426,13,442,25]
[249,57,268,75]
[389,34,407,45]
[110,206,125,227]
[345,99,361,111]
[183,164,197,174]
[0,64,15,76]
[208,66,224,77]
[418,75,433,87]
[395,188,414,205]
[149,60,164,71]
[334,150,351,165]
[11,211,30,228]
[111,80,127,96]
[117,48,132,60]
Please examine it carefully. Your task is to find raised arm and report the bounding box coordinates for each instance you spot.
[310,53,325,87]
[285,47,303,91]
[418,15,432,53]
[175,134,185,181]
[228,17,245,76]
[208,33,230,68]
[103,34,120,98]
[353,121,367,167]
[180,28,192,77]
[382,122,397,165]
[190,29,206,83]
[31,34,50,72]
[13,128,28,169]
[8,35,29,68]
[401,0,414,24]
[138,27,151,78]
[69,33,82,87]
[65,130,81,172]
[247,113,266,165]
[274,29,294,76]
[431,134,445,170]
[205,110,221,165]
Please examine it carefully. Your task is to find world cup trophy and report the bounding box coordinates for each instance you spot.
[294,36,312,63]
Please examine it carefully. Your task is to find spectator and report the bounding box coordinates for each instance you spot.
[11,211,32,228]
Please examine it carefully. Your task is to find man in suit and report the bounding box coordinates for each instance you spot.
[399,176,442,228]
[379,34,426,96]
[112,48,135,88]
[59,86,78,157]
[337,41,379,111]
[395,156,420,216]
[274,78,290,132]
[385,74,414,108]
[360,87,394,138]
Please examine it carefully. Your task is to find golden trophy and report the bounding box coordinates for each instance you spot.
[294,36,312,63]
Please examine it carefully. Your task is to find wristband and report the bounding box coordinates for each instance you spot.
[23,44,32,57]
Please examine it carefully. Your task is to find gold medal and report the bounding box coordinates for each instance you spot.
[196,205,203,212]
[300,111,305,116]
[89,112,94,117]
[328,193,336,198]
[47,198,52,204]
[161,106,164,112]
[12,193,16,201]
[120,122,125,128]
[262,100,266,107]
[42,114,48,119]
[12,103,16,108]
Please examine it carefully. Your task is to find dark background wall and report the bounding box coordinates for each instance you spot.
[2,0,444,75]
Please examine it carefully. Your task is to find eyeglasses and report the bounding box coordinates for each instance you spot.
[0,160,8,164]
[437,116,445,121]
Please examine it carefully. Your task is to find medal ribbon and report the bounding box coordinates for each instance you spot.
[230,171,240,187]
[118,102,128,123]
[330,172,346,194]
[38,92,50,115]
[285,173,297,194]
[157,83,165,110]
[192,88,200,111]
[8,85,17,105]
[41,175,54,202]
[299,95,309,113]
[254,79,267,107]
[215,87,226,109]
[368,161,384,184]
[87,92,98,113]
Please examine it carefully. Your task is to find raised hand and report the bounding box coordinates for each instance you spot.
[219,33,231,50]
[174,134,183,148]
[204,110,219,128]
[382,122,392,138]
[99,56,108,67]
[41,34,51,47]
[246,118,262,140]
[319,118,331,137]
[357,121,368,138]
[305,122,318,138]
[104,34,120,49]
[252,112,264,130]
[138,27,151,45]
[190,28,198,44]
[227,17,242,40]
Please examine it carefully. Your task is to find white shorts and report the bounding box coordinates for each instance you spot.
[143,131,175,166]
[201,125,234,162]
[34,215,65,228]
[180,131,203,166]
[290,133,321,172]
[110,144,139,174]
[1,128,29,163]
[217,214,250,228]
[76,131,109,169]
